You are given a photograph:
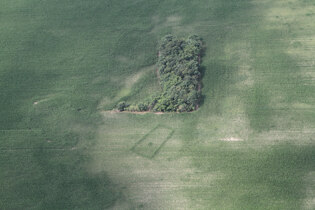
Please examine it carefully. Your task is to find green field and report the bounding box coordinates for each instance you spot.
[1,0,315,209]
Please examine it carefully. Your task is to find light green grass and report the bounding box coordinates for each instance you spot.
[1,0,315,209]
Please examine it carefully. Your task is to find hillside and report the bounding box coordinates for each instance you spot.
[1,0,315,209]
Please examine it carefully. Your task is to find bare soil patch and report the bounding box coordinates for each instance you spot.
[154,112,164,115]
[220,137,243,142]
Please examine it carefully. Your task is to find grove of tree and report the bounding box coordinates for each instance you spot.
[117,34,203,112]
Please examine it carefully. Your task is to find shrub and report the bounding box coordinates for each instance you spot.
[126,104,138,112]
[137,103,148,111]
[116,101,129,112]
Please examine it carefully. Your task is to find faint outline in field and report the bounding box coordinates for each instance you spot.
[131,125,174,159]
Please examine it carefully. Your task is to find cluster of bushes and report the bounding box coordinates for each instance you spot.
[116,100,151,112]
[116,34,203,112]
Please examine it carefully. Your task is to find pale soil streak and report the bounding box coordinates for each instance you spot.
[220,137,243,142]
[33,93,61,105]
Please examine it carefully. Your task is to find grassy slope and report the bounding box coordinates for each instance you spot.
[1,0,315,209]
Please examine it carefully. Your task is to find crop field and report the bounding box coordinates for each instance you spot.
[1,0,315,209]
[131,125,174,159]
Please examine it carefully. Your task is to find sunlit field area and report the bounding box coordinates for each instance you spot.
[1,0,315,209]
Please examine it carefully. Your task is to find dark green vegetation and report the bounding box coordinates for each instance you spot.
[1,0,315,209]
[118,34,203,112]
[154,35,202,112]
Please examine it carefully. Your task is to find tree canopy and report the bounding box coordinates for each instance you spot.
[117,34,203,112]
